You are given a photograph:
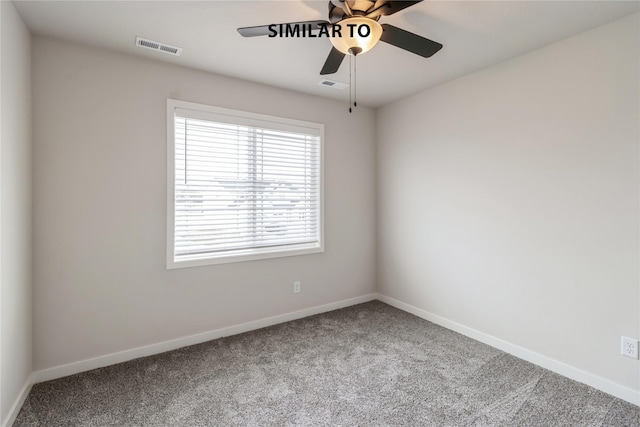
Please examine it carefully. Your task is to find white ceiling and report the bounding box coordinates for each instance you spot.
[13,0,640,107]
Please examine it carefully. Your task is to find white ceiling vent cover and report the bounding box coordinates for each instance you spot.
[318,79,347,90]
[135,36,182,56]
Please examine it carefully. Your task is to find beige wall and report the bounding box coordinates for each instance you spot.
[377,14,639,393]
[32,37,376,371]
[0,1,33,424]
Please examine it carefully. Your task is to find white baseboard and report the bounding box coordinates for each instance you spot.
[34,294,377,384]
[2,374,34,427]
[376,293,640,407]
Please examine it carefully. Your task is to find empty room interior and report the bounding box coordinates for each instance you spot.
[1,0,639,425]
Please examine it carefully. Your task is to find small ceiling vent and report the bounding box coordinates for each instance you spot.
[319,79,347,90]
[135,36,182,56]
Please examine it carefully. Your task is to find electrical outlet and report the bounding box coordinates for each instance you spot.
[293,281,301,294]
[621,336,639,359]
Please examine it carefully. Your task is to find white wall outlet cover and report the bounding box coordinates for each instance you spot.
[621,336,639,359]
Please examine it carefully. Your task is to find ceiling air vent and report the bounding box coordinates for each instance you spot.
[135,36,182,56]
[318,79,347,90]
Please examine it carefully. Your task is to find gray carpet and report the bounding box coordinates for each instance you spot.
[14,301,640,426]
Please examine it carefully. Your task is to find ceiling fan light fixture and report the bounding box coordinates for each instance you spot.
[329,17,383,55]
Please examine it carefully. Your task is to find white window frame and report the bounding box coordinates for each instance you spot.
[167,99,324,269]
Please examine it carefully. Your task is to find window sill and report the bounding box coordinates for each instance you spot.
[167,243,323,269]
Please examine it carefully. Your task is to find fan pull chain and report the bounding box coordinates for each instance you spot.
[348,53,358,113]
[349,54,352,113]
[354,54,357,108]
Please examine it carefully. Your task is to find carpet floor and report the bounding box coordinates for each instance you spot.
[14,301,640,426]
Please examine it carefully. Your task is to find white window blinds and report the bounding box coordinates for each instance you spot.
[168,101,323,267]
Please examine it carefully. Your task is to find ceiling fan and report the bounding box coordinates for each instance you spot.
[237,0,443,75]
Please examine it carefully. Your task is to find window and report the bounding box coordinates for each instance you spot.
[167,100,323,268]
